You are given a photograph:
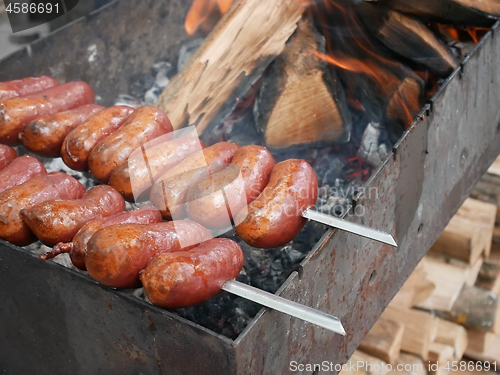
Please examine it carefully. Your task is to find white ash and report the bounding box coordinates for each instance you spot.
[357,121,391,167]
[177,38,204,72]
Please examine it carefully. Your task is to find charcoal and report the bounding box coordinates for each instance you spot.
[129,74,155,98]
[280,245,304,269]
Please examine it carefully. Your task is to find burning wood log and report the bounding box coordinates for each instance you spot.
[254,16,351,150]
[155,0,307,135]
[356,6,458,76]
[364,0,500,27]
[435,285,500,334]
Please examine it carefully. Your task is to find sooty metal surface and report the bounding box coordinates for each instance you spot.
[0,0,499,373]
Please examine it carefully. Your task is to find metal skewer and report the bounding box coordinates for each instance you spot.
[222,280,346,336]
[302,208,397,247]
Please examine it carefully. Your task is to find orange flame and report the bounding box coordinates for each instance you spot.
[185,0,234,35]
[466,26,489,44]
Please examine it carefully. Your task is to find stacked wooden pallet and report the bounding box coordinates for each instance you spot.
[342,157,500,375]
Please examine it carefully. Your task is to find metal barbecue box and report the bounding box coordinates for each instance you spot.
[1,0,500,374]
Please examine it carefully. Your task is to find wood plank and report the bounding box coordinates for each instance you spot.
[416,256,469,312]
[386,354,427,375]
[466,328,495,354]
[381,306,434,360]
[464,334,500,363]
[428,342,454,363]
[341,351,389,375]
[358,317,405,365]
[434,319,468,360]
[430,198,496,263]
[156,0,306,135]
[391,259,433,309]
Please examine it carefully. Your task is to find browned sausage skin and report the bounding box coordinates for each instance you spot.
[0,172,85,246]
[235,159,318,248]
[21,185,125,247]
[40,204,162,270]
[109,136,205,202]
[19,104,104,157]
[0,155,46,194]
[88,106,173,183]
[0,82,95,145]
[61,106,134,171]
[186,145,275,229]
[0,145,18,171]
[85,221,213,288]
[150,142,240,220]
[141,238,244,309]
[0,76,59,100]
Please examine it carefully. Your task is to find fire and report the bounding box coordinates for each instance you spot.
[185,0,234,35]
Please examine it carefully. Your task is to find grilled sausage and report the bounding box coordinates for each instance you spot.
[0,144,18,171]
[40,204,162,270]
[0,76,58,100]
[19,104,104,157]
[150,142,240,220]
[186,145,275,229]
[86,220,213,288]
[235,159,318,248]
[0,82,95,145]
[88,106,173,183]
[61,106,134,171]
[0,172,85,246]
[0,155,46,194]
[109,136,205,202]
[21,185,125,247]
[141,238,244,309]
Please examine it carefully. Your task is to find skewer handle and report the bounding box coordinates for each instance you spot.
[222,280,346,335]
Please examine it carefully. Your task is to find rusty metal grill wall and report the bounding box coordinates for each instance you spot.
[0,1,499,373]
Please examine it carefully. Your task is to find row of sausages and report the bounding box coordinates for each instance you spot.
[0,153,242,307]
[0,76,319,308]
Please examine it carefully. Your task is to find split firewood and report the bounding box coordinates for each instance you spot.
[430,198,496,263]
[435,285,500,334]
[390,259,435,309]
[428,342,454,364]
[358,317,404,365]
[386,354,426,375]
[434,319,468,360]
[416,255,481,312]
[254,16,352,150]
[156,0,307,136]
[464,334,500,363]
[364,0,500,27]
[356,5,458,76]
[381,306,434,360]
[476,260,500,294]
[466,328,495,353]
[471,155,500,224]
[341,351,389,375]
